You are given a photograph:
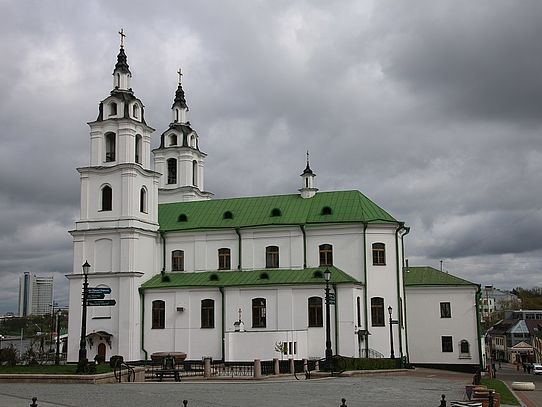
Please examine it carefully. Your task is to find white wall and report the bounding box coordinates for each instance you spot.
[406,286,480,366]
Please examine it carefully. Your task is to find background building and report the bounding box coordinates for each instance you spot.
[18,272,54,317]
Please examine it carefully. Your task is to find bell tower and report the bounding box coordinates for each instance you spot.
[299,151,318,198]
[154,69,213,203]
[67,31,161,363]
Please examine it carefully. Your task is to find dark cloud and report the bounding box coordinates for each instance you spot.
[0,0,541,313]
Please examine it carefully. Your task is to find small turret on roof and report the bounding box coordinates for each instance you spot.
[299,151,318,198]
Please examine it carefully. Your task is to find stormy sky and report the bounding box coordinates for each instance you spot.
[0,1,541,313]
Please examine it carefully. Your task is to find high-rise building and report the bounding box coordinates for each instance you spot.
[18,272,54,317]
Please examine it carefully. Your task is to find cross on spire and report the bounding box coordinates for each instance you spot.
[118,28,126,48]
[306,150,310,166]
[177,68,183,84]
[238,307,242,322]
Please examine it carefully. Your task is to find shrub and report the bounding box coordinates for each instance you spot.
[109,355,124,368]
[0,345,18,367]
[94,354,105,364]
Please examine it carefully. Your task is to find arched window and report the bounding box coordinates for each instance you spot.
[109,102,117,116]
[372,243,386,265]
[175,109,179,122]
[460,340,470,356]
[178,214,187,222]
[172,250,184,271]
[223,211,233,220]
[201,299,215,328]
[308,297,323,327]
[357,296,361,327]
[101,185,112,211]
[167,158,177,184]
[192,160,198,186]
[115,73,120,88]
[105,133,116,162]
[371,297,385,327]
[140,187,147,213]
[265,246,279,268]
[169,134,177,146]
[271,208,281,217]
[252,298,266,328]
[218,248,231,270]
[319,244,333,267]
[151,300,165,329]
[135,134,142,164]
[133,104,139,119]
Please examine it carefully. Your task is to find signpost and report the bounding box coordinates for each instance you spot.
[87,287,111,294]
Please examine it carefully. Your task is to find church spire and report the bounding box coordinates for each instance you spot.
[112,29,132,90]
[171,68,189,123]
[299,151,318,198]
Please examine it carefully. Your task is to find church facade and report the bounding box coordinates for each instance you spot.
[66,42,410,363]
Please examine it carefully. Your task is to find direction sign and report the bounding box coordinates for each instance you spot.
[86,299,116,307]
[86,292,105,300]
[87,287,111,294]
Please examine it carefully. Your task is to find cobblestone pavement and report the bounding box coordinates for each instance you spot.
[0,371,468,407]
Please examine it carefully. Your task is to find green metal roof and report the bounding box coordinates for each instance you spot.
[141,266,360,290]
[404,266,478,287]
[158,190,398,232]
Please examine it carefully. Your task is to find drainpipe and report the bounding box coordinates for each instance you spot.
[235,228,241,270]
[219,287,225,361]
[160,231,166,277]
[395,223,406,361]
[139,288,148,361]
[401,227,411,364]
[475,286,484,369]
[362,222,369,357]
[300,225,307,268]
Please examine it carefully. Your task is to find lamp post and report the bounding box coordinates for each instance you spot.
[78,261,90,362]
[324,268,333,368]
[55,309,62,365]
[388,306,395,359]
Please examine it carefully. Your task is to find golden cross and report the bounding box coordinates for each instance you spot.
[177,68,183,84]
[119,28,126,48]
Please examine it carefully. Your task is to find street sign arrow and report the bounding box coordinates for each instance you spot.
[87,287,112,294]
[86,292,105,300]
[86,299,116,307]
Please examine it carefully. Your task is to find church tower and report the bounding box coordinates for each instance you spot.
[154,70,213,203]
[67,31,161,363]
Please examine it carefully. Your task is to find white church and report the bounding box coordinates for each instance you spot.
[66,39,481,369]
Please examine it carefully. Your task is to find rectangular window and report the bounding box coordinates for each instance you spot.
[440,302,451,318]
[201,299,215,328]
[319,244,333,267]
[372,243,386,265]
[441,336,453,352]
[308,297,323,327]
[172,250,184,271]
[152,300,165,329]
[218,248,231,270]
[265,246,279,268]
[252,298,266,328]
[371,297,385,327]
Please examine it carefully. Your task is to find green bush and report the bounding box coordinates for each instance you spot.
[339,356,400,371]
[76,358,97,374]
[109,355,124,368]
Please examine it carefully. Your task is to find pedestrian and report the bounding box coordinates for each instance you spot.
[527,364,532,374]
[523,363,527,373]
[498,361,501,370]
[492,363,496,378]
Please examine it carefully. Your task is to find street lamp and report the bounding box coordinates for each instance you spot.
[324,268,333,369]
[78,261,90,363]
[55,309,62,365]
[388,306,395,359]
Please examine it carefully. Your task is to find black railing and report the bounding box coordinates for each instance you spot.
[210,361,253,377]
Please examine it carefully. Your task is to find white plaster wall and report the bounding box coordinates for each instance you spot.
[242,227,303,270]
[406,286,480,365]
